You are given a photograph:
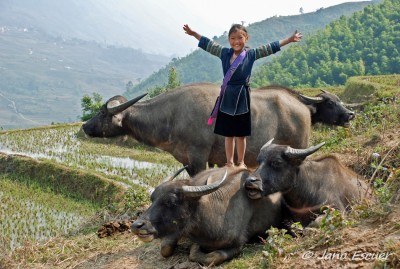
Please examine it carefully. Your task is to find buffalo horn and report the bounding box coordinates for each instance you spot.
[320,89,329,94]
[299,94,323,103]
[260,138,274,151]
[182,170,227,198]
[107,93,148,115]
[162,166,188,183]
[284,142,326,160]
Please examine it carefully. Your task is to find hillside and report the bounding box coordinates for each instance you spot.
[251,0,400,88]
[0,27,170,130]
[125,0,380,97]
[0,75,399,268]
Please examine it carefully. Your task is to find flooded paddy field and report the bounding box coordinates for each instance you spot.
[0,123,185,254]
[0,174,98,251]
[0,124,186,190]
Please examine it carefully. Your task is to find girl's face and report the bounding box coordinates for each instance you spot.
[229,30,248,54]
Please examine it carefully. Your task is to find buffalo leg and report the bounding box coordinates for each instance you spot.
[189,243,242,266]
[186,159,207,177]
[160,237,179,257]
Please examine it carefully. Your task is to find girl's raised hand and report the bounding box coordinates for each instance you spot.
[183,24,195,36]
[183,24,201,40]
[291,30,303,42]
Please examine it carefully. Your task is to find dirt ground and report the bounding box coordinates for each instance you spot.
[70,204,400,269]
[275,205,400,269]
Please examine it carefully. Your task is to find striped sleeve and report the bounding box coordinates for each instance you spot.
[198,36,224,59]
[254,41,281,60]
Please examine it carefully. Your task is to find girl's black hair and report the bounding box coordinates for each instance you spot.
[228,24,248,37]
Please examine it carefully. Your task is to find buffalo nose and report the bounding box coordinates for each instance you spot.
[131,220,144,230]
[348,111,355,120]
[246,176,258,183]
[245,176,260,187]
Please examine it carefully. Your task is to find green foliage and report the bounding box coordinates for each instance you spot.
[252,0,400,88]
[374,178,392,203]
[123,187,150,212]
[260,227,293,267]
[147,67,181,98]
[80,92,103,121]
[148,86,166,98]
[126,80,134,92]
[166,67,181,90]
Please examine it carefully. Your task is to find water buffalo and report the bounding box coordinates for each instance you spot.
[82,83,354,176]
[131,167,283,266]
[245,139,370,226]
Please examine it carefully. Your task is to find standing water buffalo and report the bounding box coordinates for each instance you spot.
[245,139,370,226]
[131,167,283,266]
[82,83,354,176]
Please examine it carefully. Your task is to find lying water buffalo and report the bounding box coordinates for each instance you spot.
[131,167,283,266]
[245,139,370,226]
[82,83,354,176]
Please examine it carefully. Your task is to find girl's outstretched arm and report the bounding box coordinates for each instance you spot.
[183,24,201,40]
[279,30,303,47]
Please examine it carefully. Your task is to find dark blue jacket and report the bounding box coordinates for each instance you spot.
[198,36,280,115]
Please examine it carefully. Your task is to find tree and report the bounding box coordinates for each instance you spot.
[80,92,103,121]
[166,67,181,90]
[148,67,182,98]
[126,80,134,92]
[148,86,166,98]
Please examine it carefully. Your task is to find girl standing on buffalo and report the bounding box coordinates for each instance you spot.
[183,23,302,169]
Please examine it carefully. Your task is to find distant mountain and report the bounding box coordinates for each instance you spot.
[0,0,193,56]
[0,27,170,129]
[125,1,380,97]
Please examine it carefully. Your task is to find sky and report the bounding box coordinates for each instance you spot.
[178,0,368,37]
[119,0,370,55]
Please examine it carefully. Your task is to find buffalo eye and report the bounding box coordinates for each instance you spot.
[165,193,179,208]
[327,100,335,107]
[269,159,283,169]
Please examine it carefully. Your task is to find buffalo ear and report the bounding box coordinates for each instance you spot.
[260,138,274,151]
[112,113,124,127]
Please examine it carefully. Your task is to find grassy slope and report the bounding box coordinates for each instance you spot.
[0,75,399,268]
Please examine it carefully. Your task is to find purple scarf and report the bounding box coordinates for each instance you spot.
[208,50,247,125]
